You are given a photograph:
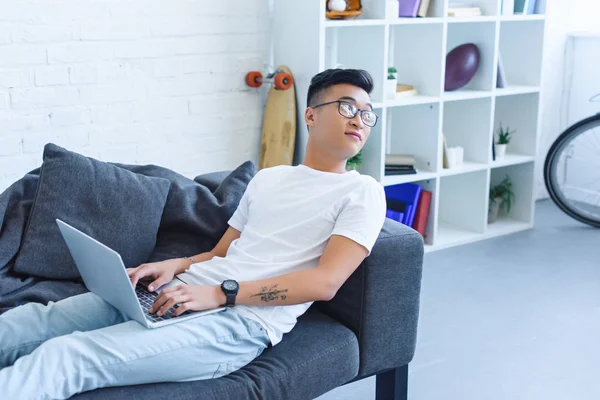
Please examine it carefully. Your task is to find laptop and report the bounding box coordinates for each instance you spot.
[56,219,224,328]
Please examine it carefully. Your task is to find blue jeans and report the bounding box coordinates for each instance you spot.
[0,292,270,400]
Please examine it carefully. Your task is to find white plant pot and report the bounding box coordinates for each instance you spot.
[488,197,503,224]
[386,0,400,19]
[386,78,397,100]
[495,143,507,159]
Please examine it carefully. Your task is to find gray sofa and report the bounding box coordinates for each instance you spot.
[73,218,424,400]
[0,144,423,400]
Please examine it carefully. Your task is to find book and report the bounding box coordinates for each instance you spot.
[496,52,507,88]
[417,0,431,17]
[447,7,482,16]
[385,167,417,176]
[502,0,514,15]
[402,205,413,225]
[384,183,422,227]
[399,0,422,17]
[412,190,432,237]
[386,209,405,224]
[513,0,527,14]
[386,198,407,212]
[385,154,417,166]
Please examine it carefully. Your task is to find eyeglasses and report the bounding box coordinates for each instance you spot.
[311,100,379,127]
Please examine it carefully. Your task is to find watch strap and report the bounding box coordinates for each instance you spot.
[225,293,236,307]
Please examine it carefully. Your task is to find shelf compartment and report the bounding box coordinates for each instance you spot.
[445,21,498,92]
[384,177,438,245]
[439,160,488,176]
[437,170,489,247]
[484,217,532,239]
[389,17,445,25]
[498,20,545,87]
[324,19,386,27]
[487,163,535,226]
[447,0,501,17]
[325,25,387,102]
[447,16,498,23]
[493,92,539,157]
[443,89,492,101]
[491,153,534,168]
[433,221,483,250]
[443,96,493,164]
[386,95,441,107]
[387,102,441,173]
[382,170,438,186]
[495,85,541,96]
[389,23,445,98]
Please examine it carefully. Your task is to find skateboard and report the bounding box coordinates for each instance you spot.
[245,66,296,170]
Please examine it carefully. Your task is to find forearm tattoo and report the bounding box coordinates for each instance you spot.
[251,284,288,302]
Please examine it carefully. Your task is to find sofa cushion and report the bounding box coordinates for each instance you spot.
[71,308,359,400]
[12,143,171,280]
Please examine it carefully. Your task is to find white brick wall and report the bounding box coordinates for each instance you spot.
[0,0,269,192]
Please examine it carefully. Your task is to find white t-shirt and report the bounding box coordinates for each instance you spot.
[176,164,387,346]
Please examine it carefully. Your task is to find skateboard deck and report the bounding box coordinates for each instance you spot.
[259,66,297,170]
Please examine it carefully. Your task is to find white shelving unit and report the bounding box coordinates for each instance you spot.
[272,0,546,252]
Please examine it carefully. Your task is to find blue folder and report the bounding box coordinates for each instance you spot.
[384,183,422,227]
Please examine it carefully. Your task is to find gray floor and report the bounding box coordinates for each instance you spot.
[317,199,600,400]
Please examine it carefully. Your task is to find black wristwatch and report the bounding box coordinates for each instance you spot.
[221,280,239,307]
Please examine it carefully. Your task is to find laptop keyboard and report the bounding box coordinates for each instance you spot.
[136,286,188,323]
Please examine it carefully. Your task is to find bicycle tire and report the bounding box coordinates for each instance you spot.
[544,113,600,228]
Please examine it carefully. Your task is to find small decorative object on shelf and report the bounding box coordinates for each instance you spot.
[328,0,347,12]
[495,123,514,159]
[396,84,418,97]
[326,0,361,20]
[488,175,515,223]
[446,146,464,169]
[445,43,480,91]
[346,149,363,171]
[386,0,400,19]
[386,66,398,100]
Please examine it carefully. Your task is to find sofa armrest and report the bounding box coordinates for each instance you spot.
[314,219,424,377]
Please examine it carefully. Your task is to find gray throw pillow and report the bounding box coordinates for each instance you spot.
[12,143,171,280]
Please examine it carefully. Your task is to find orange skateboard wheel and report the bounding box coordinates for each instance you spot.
[245,71,263,88]
[274,73,293,90]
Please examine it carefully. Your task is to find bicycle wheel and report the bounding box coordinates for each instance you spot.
[544,114,600,228]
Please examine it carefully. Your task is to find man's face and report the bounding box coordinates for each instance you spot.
[305,83,375,160]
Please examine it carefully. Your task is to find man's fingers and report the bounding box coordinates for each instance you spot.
[155,294,187,316]
[173,302,191,317]
[148,277,168,292]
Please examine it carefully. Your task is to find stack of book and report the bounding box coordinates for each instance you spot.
[447,7,482,16]
[385,154,417,176]
[447,1,482,16]
[384,182,432,238]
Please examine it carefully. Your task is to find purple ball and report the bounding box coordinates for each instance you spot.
[445,43,480,91]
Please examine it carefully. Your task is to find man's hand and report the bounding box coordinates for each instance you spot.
[127,258,190,292]
[148,285,226,317]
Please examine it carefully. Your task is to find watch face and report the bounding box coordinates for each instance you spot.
[223,280,238,291]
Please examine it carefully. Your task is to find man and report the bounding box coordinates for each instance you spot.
[0,68,387,399]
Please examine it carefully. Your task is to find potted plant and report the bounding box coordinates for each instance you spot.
[488,175,515,223]
[346,149,363,171]
[495,123,514,159]
[386,66,398,99]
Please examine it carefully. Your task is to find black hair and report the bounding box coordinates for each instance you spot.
[306,69,374,107]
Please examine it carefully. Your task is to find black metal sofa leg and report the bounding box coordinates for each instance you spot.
[375,365,408,400]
